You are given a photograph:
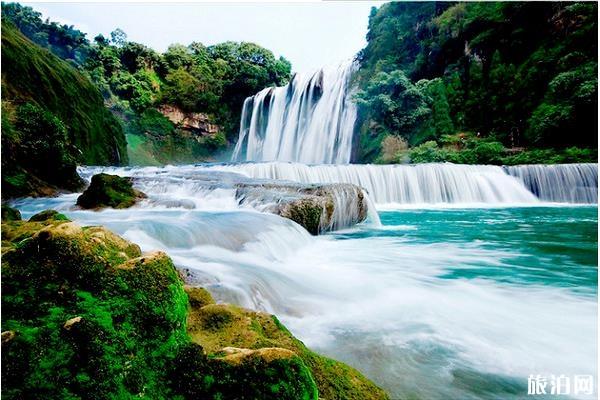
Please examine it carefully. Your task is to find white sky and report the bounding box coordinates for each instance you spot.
[22,2,385,73]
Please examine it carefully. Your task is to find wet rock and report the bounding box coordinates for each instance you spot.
[236,182,368,234]
[77,173,146,209]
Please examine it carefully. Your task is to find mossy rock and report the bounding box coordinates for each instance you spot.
[186,296,389,400]
[184,285,215,308]
[76,173,146,209]
[0,218,342,400]
[1,218,186,399]
[1,206,21,221]
[28,209,68,222]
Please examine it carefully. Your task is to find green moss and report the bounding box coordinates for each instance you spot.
[1,218,340,400]
[283,201,323,235]
[1,206,21,222]
[28,209,68,222]
[186,299,389,400]
[77,173,145,209]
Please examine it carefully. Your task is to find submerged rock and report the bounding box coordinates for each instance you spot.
[76,173,146,209]
[1,214,388,400]
[236,182,368,234]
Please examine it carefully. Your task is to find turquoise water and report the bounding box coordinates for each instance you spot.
[315,206,598,399]
[337,207,597,294]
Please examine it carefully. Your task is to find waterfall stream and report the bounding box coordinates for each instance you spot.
[232,61,358,164]
[209,162,598,205]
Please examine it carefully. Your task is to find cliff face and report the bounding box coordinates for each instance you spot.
[157,105,221,137]
[1,21,127,198]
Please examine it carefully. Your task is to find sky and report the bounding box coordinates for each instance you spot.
[22,2,385,73]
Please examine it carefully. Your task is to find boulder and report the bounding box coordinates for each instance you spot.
[76,173,146,209]
[185,289,389,400]
[28,209,68,222]
[236,182,368,234]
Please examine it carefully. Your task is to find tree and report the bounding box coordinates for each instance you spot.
[110,28,127,47]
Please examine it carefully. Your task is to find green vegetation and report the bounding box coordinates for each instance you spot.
[385,133,598,165]
[1,216,387,399]
[76,173,146,209]
[356,2,597,163]
[1,20,127,197]
[2,2,292,165]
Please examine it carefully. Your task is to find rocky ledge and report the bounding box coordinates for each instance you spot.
[1,213,388,399]
[236,182,368,234]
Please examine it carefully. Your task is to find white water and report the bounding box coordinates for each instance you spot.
[232,61,357,164]
[209,162,599,205]
[10,163,597,399]
[506,163,598,203]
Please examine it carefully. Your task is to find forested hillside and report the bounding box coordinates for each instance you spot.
[2,2,292,165]
[1,21,127,197]
[355,2,597,164]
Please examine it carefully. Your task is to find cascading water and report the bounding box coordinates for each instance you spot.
[232,61,358,164]
[11,162,598,400]
[505,163,598,203]
[209,162,599,205]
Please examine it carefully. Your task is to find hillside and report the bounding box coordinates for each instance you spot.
[1,21,127,197]
[1,3,291,165]
[355,2,598,164]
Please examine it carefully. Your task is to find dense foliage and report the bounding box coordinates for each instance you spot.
[1,20,127,197]
[356,2,597,163]
[2,2,292,165]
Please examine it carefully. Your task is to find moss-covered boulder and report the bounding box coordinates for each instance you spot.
[1,216,386,399]
[1,205,21,221]
[77,173,146,209]
[185,288,389,400]
[28,209,68,222]
[236,183,368,234]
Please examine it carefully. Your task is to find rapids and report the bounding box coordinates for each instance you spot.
[10,162,598,399]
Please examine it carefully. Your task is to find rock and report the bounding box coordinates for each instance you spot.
[76,173,146,209]
[1,330,16,344]
[184,285,215,308]
[28,209,68,222]
[186,299,389,400]
[236,182,368,234]
[63,316,82,330]
[1,217,387,400]
[1,205,21,221]
[157,104,220,136]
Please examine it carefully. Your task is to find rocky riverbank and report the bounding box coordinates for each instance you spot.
[1,213,388,399]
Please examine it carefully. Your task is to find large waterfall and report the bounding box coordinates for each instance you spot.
[210,162,598,205]
[232,61,357,164]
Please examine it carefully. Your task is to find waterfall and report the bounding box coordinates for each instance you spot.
[232,61,358,164]
[209,162,599,205]
[505,163,598,203]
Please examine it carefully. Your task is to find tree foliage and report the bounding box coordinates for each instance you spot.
[356,1,597,162]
